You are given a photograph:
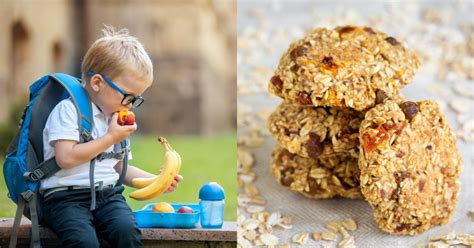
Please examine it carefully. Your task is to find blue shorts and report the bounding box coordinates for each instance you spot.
[42,185,143,248]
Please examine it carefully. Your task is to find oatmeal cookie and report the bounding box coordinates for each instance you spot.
[268,26,420,111]
[271,145,362,199]
[267,103,363,158]
[359,100,462,235]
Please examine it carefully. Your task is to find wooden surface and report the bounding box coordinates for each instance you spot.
[0,218,237,247]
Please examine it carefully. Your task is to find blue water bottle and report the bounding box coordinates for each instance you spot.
[199,182,225,228]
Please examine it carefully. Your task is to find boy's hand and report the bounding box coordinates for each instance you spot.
[166,175,183,193]
[107,113,137,143]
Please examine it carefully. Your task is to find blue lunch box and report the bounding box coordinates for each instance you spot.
[134,203,200,229]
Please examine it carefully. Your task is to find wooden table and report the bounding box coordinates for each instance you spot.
[0,218,237,247]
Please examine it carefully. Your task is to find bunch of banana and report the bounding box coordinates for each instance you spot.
[129,137,181,200]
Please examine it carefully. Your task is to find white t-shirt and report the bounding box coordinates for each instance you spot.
[40,98,130,191]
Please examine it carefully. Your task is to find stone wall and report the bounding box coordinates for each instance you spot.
[0,0,79,121]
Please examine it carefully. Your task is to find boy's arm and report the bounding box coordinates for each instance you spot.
[114,161,183,193]
[54,114,136,169]
[54,134,116,169]
[114,161,155,187]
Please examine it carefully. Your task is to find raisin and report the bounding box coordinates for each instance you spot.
[369,122,379,129]
[297,92,312,105]
[338,26,355,34]
[381,189,387,200]
[375,90,388,104]
[290,45,308,61]
[418,179,425,192]
[396,151,405,158]
[281,176,294,187]
[280,167,295,186]
[305,132,323,158]
[399,101,419,121]
[352,167,361,184]
[283,128,299,137]
[322,56,335,66]
[270,75,283,85]
[395,223,410,232]
[394,121,406,135]
[394,171,408,185]
[307,178,321,193]
[364,27,376,35]
[320,56,339,76]
[281,149,296,160]
[426,145,432,150]
[270,75,283,92]
[385,36,400,46]
[290,64,299,73]
[390,188,400,200]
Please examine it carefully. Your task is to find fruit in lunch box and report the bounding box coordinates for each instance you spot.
[152,202,175,213]
[129,137,182,200]
[117,110,135,126]
[177,206,194,213]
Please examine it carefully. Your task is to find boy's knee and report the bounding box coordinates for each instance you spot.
[66,235,100,248]
[107,221,142,247]
[111,221,141,237]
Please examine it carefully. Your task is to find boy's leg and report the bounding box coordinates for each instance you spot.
[94,186,143,248]
[42,190,100,248]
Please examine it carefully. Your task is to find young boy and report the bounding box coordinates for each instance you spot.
[40,26,182,247]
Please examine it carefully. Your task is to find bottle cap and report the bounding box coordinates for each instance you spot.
[199,182,225,201]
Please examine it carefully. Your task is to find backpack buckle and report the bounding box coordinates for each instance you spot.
[20,190,34,202]
[115,152,125,160]
[96,152,106,161]
[96,151,125,161]
[24,169,45,182]
[81,130,93,142]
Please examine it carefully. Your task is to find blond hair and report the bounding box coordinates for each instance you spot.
[81,25,153,84]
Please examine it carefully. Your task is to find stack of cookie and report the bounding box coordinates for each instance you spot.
[266,26,462,235]
[266,103,363,199]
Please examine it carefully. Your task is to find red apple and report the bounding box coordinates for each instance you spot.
[177,206,194,213]
[117,111,135,126]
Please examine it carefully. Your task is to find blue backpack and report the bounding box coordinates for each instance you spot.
[3,73,129,248]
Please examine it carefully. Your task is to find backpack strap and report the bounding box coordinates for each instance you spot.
[90,139,128,210]
[89,158,97,210]
[116,139,130,187]
[50,74,101,210]
[50,73,94,143]
[9,191,40,248]
[29,193,41,248]
[9,196,26,248]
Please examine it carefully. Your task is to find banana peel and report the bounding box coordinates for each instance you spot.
[129,137,181,200]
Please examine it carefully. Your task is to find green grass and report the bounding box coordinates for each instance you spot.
[0,133,237,221]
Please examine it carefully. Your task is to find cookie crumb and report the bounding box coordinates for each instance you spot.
[312,232,322,241]
[321,231,338,241]
[292,232,309,245]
